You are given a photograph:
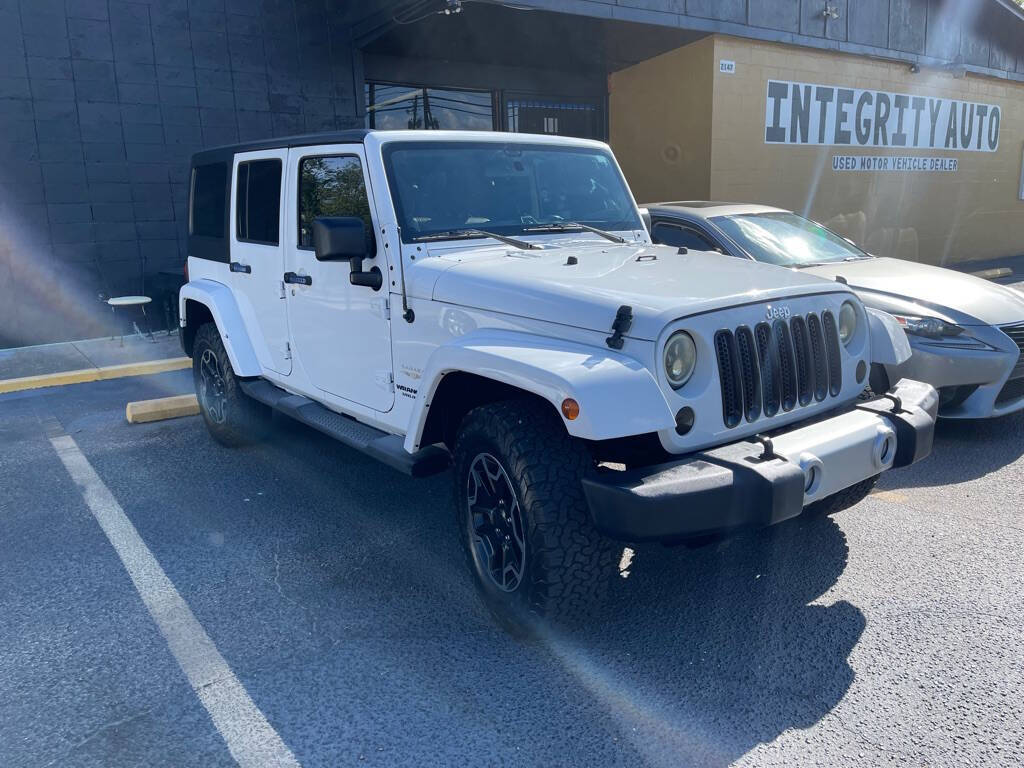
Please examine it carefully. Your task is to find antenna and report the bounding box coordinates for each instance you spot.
[396,226,415,323]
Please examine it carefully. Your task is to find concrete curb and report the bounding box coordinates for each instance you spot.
[0,357,192,395]
[126,394,200,424]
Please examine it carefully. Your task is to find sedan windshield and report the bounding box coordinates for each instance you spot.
[710,211,870,267]
[383,141,642,242]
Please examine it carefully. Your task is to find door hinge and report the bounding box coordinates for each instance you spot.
[284,341,292,360]
[374,370,395,392]
[278,280,286,299]
[371,297,390,320]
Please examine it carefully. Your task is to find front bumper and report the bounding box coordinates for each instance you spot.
[581,379,938,543]
[882,331,1023,419]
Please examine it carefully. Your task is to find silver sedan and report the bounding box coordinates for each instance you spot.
[645,202,1024,418]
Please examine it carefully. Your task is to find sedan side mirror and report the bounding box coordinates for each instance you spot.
[312,217,375,262]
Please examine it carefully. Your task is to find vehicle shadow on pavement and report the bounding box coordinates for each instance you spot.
[539,515,864,766]
[889,410,1024,488]
[248,416,863,767]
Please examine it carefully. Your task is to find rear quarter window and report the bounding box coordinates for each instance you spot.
[190,162,227,239]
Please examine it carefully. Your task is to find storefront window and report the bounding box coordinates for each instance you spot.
[364,82,606,140]
[365,83,495,131]
[505,96,602,140]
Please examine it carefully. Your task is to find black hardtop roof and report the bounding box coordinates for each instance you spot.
[190,129,371,166]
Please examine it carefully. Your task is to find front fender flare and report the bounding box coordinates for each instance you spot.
[179,279,261,377]
[404,330,676,452]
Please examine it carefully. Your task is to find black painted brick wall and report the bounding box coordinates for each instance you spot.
[0,0,360,347]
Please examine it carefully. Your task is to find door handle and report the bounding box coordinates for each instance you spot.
[283,271,312,286]
[230,261,251,274]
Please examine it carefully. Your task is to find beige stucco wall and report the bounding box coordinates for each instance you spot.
[609,36,715,205]
[609,35,1024,266]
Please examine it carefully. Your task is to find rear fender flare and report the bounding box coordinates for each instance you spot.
[403,330,676,452]
[179,279,261,377]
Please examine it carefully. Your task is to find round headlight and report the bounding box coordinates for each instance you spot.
[664,331,697,389]
[838,301,858,346]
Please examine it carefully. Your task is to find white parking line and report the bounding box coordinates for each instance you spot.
[49,432,301,768]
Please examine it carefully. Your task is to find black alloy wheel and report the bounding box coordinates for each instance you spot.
[198,347,227,424]
[465,452,527,593]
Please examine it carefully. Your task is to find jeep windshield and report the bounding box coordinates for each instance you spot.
[382,141,642,242]
[710,211,873,267]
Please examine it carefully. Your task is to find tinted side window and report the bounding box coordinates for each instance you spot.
[652,221,718,252]
[236,159,282,245]
[191,162,227,238]
[298,155,372,248]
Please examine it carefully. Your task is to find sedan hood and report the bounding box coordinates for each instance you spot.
[804,257,1024,326]
[418,242,853,340]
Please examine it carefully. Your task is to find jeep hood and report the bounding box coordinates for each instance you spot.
[420,243,852,340]
[803,257,1024,327]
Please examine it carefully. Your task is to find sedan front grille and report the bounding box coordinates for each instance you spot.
[1001,323,1024,380]
[997,377,1024,405]
[715,311,843,428]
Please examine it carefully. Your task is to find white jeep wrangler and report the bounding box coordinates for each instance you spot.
[180,129,937,631]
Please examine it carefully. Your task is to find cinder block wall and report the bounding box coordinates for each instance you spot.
[0,0,361,347]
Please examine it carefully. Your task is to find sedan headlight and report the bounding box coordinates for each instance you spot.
[664,331,697,389]
[838,301,858,346]
[891,314,963,339]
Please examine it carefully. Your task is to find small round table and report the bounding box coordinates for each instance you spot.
[107,296,153,345]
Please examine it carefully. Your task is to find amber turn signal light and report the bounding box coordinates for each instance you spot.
[561,398,580,420]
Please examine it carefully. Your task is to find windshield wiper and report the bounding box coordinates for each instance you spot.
[793,255,870,268]
[410,228,541,250]
[522,222,627,244]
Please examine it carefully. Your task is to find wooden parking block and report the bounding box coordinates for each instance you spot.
[126,394,200,424]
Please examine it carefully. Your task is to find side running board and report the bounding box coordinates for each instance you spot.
[239,379,450,478]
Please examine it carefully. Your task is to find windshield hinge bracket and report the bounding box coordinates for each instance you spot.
[375,370,395,392]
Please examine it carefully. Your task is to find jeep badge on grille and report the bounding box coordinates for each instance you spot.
[766,305,792,321]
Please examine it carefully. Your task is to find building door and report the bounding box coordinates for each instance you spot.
[283,145,395,412]
[229,150,291,375]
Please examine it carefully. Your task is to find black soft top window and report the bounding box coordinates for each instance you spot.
[190,162,227,239]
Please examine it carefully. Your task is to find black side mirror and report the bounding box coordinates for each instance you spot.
[312,217,374,262]
[312,216,383,291]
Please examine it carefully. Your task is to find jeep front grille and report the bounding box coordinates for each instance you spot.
[715,311,842,428]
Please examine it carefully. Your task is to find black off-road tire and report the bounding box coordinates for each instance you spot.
[192,322,270,447]
[453,400,618,635]
[804,474,880,517]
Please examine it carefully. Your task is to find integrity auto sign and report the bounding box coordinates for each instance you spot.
[765,80,1001,152]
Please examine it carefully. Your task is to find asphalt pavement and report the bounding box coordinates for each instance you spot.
[1,371,1022,767]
